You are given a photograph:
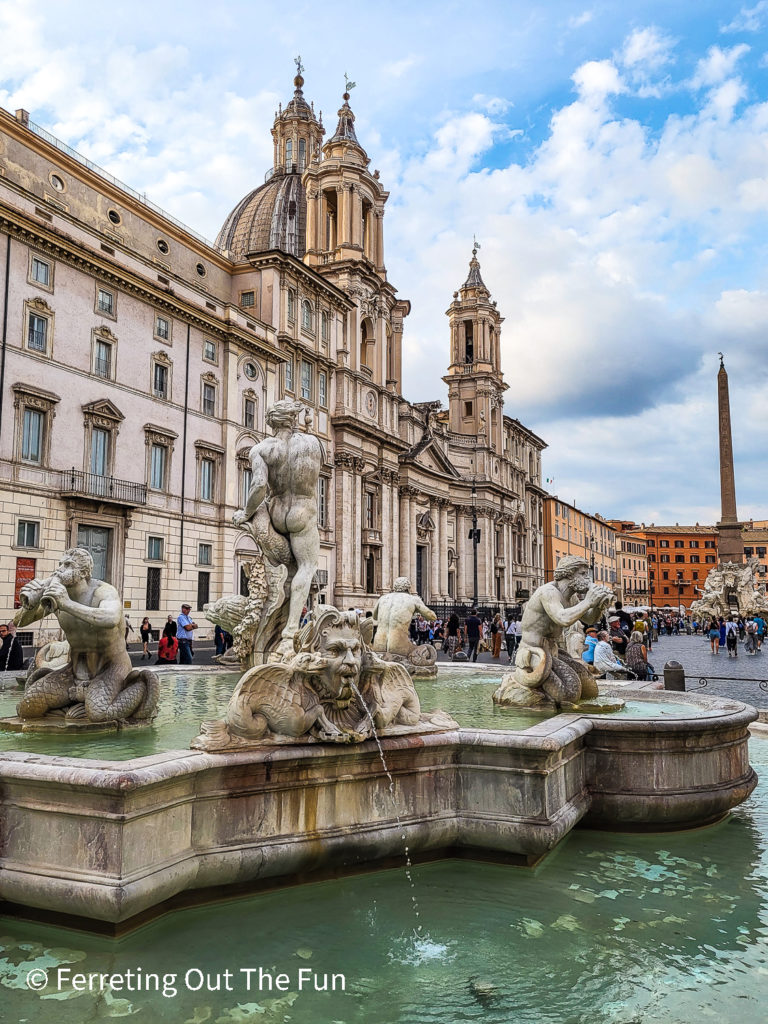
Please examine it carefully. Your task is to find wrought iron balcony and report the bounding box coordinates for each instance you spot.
[60,469,147,506]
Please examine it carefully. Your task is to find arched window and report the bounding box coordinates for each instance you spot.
[298,138,306,171]
[301,300,313,331]
[360,319,373,369]
[285,139,293,169]
[464,321,474,363]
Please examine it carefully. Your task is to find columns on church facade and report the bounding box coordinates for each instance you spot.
[439,500,450,598]
[430,501,440,602]
[399,486,412,579]
[333,452,356,592]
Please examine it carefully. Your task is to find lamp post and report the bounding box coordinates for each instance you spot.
[589,532,596,581]
[677,572,684,621]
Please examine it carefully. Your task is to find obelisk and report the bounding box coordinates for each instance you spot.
[716,354,744,563]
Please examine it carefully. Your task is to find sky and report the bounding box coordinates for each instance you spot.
[1,0,768,526]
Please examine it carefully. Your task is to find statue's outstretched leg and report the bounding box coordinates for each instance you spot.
[83,666,156,723]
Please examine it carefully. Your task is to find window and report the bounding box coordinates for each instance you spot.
[660,554,670,563]
[745,547,754,557]
[301,359,312,400]
[146,567,161,611]
[463,400,473,417]
[674,539,684,548]
[108,209,122,225]
[659,539,669,547]
[27,313,48,352]
[97,288,114,315]
[757,546,767,557]
[197,571,210,610]
[298,138,306,171]
[285,139,293,168]
[147,536,164,561]
[674,554,685,563]
[318,371,327,408]
[287,289,296,321]
[90,427,109,476]
[365,491,375,529]
[198,543,212,566]
[22,408,44,463]
[17,520,40,547]
[555,523,560,538]
[240,465,253,506]
[155,315,170,341]
[153,361,168,399]
[203,340,217,363]
[244,398,255,429]
[244,361,258,380]
[285,355,294,392]
[689,540,699,548]
[31,257,50,286]
[200,458,214,501]
[318,476,328,528]
[663,587,669,595]
[150,444,167,490]
[705,554,716,563]
[704,540,716,549]
[202,383,216,416]
[241,291,255,308]
[301,300,312,331]
[662,571,668,580]
[156,238,170,255]
[94,339,112,379]
[321,311,329,341]
[196,263,206,277]
[690,554,700,563]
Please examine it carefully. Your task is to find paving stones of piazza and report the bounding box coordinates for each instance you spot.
[0,77,547,641]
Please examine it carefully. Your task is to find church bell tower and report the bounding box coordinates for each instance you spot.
[443,246,507,451]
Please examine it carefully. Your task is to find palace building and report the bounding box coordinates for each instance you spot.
[0,70,546,639]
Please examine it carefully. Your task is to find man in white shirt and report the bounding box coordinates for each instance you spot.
[593,630,627,679]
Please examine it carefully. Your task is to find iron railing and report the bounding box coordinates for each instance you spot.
[60,468,147,505]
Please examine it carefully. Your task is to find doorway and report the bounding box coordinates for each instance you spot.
[77,524,112,582]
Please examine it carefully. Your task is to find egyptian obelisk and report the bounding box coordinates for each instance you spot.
[716,354,744,563]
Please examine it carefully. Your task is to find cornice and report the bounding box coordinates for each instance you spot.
[0,203,283,363]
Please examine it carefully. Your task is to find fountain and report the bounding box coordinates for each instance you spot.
[0,402,759,933]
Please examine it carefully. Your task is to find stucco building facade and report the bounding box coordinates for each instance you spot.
[543,498,618,589]
[0,72,546,640]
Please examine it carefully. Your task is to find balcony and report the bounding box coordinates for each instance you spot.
[362,528,382,546]
[60,469,147,506]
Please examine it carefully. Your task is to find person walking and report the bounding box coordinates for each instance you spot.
[140,617,153,659]
[446,613,461,660]
[0,622,24,672]
[465,609,482,663]
[163,614,177,639]
[504,617,519,663]
[708,619,720,654]
[718,617,726,652]
[177,603,198,665]
[214,623,226,657]
[725,617,739,657]
[490,613,503,659]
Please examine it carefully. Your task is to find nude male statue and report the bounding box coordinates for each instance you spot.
[371,577,436,657]
[233,399,323,654]
[14,547,158,721]
[512,555,613,706]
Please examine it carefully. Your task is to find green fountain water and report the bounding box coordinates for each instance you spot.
[0,670,701,760]
[0,738,765,1022]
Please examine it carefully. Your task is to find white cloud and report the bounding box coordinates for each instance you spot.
[620,26,676,69]
[690,44,750,88]
[572,60,625,103]
[721,1,768,33]
[568,10,593,29]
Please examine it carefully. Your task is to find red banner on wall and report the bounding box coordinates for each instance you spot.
[14,557,36,609]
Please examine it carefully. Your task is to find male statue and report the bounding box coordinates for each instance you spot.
[233,399,323,656]
[371,577,436,657]
[496,554,613,708]
[14,547,158,722]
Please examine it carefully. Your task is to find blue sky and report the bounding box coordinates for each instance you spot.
[1,0,768,526]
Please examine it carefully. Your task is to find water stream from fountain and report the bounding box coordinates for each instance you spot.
[350,681,423,937]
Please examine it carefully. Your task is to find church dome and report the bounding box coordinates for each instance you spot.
[215,170,306,260]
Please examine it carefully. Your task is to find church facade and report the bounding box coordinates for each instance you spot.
[0,72,545,641]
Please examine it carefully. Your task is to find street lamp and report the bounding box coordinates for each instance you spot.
[676,571,684,621]
[589,532,596,581]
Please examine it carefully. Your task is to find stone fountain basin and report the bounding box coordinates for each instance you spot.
[0,689,756,930]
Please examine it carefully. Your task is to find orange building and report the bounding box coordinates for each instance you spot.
[543,498,618,588]
[624,525,718,612]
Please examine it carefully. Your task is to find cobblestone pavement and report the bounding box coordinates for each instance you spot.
[644,632,768,708]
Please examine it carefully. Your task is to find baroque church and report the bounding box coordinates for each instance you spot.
[0,69,545,640]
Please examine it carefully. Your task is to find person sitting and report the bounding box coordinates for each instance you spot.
[608,616,628,657]
[625,629,652,680]
[593,630,629,679]
[582,626,599,665]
